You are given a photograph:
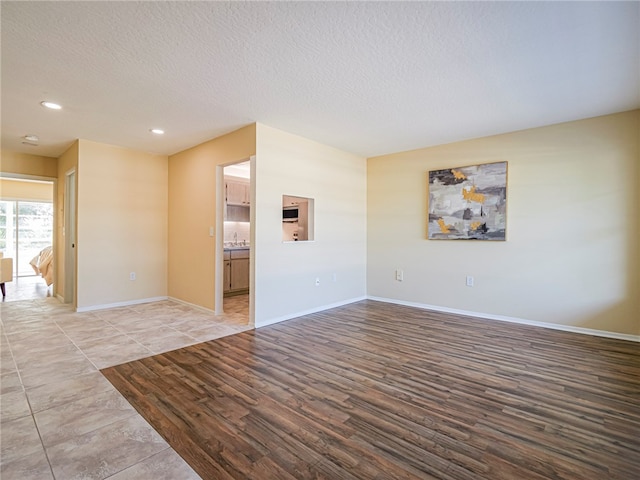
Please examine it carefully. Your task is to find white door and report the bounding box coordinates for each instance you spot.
[64,170,76,304]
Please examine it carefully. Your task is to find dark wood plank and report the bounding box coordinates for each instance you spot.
[102,300,640,479]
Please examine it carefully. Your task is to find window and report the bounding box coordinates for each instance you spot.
[0,201,53,276]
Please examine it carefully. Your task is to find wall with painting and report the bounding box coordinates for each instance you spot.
[367,110,639,337]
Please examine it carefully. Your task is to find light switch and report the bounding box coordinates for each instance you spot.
[209,226,214,237]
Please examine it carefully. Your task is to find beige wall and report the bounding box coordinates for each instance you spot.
[0,150,57,178]
[0,178,54,202]
[254,124,367,326]
[367,110,640,336]
[56,141,79,301]
[168,124,256,310]
[4,114,636,339]
[76,140,168,309]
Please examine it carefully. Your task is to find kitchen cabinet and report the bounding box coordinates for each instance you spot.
[226,205,250,222]
[223,255,231,293]
[223,248,249,296]
[226,180,250,206]
[282,195,299,207]
[231,258,249,291]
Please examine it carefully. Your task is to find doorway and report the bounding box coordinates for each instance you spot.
[63,169,76,305]
[0,178,55,301]
[217,159,253,325]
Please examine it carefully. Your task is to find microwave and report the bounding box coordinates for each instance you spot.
[282,207,298,222]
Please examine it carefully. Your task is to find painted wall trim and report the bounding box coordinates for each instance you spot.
[168,296,216,315]
[256,296,368,329]
[76,296,168,313]
[367,296,640,343]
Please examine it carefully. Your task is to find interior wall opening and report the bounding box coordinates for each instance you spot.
[0,178,55,301]
[221,160,251,324]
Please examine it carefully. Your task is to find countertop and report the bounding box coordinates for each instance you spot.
[223,245,250,250]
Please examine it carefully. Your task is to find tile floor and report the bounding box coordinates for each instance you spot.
[1,294,251,479]
[2,275,53,302]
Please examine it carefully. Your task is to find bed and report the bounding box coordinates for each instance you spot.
[30,246,54,286]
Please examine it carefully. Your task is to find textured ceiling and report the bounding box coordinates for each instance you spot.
[1,1,638,159]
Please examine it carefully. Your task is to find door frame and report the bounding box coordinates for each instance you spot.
[215,156,255,327]
[63,169,76,305]
[0,172,57,297]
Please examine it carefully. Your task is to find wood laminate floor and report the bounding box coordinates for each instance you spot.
[103,300,640,480]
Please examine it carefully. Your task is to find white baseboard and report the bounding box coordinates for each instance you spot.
[256,296,367,329]
[367,296,640,343]
[167,296,216,315]
[76,296,168,313]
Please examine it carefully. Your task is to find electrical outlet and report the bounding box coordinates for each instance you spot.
[130,272,136,281]
[396,269,403,281]
[466,275,474,287]
[315,277,320,287]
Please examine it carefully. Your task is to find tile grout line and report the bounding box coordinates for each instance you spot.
[53,316,103,372]
[4,327,58,480]
[100,446,174,479]
[91,323,155,367]
[55,311,157,369]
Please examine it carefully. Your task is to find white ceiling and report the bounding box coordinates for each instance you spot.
[2,1,638,159]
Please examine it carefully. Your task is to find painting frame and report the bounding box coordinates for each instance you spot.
[427,161,507,241]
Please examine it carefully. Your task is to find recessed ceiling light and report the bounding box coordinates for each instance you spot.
[150,128,165,135]
[40,101,62,110]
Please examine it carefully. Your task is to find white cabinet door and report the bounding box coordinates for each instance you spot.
[224,260,231,293]
[226,181,249,206]
[230,258,249,291]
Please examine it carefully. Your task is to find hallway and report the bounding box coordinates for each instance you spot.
[2,275,52,303]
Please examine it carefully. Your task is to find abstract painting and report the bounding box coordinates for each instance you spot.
[428,161,507,240]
